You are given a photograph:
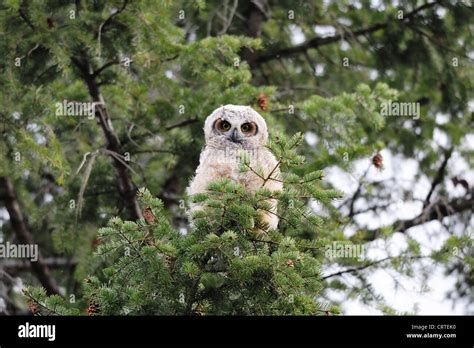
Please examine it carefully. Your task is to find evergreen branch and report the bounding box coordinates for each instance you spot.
[257,206,298,229]
[243,162,285,184]
[248,237,320,252]
[185,273,204,314]
[23,291,60,316]
[247,237,280,247]
[114,228,145,259]
[18,8,35,30]
[34,63,59,83]
[262,159,282,187]
[95,242,128,256]
[93,60,120,77]
[255,1,442,64]
[408,25,474,62]
[111,254,142,278]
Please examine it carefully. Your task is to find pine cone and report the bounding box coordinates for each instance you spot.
[372,152,384,170]
[257,93,268,111]
[47,18,55,28]
[286,259,295,268]
[164,255,173,267]
[27,299,40,315]
[193,304,205,316]
[452,176,469,190]
[143,206,156,224]
[91,236,101,248]
[87,299,100,316]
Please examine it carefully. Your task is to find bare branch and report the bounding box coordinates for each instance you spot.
[71,56,142,221]
[423,147,453,207]
[358,193,474,242]
[347,166,370,217]
[97,0,129,56]
[322,255,426,280]
[165,118,198,131]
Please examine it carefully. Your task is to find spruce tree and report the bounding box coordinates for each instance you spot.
[0,1,472,315]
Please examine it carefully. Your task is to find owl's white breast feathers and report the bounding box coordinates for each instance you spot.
[186,105,283,230]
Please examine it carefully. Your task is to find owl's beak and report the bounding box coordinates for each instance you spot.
[230,129,242,143]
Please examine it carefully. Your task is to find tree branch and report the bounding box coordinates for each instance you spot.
[97,0,129,39]
[241,0,267,72]
[322,256,392,280]
[165,118,198,131]
[346,166,370,217]
[18,8,35,30]
[322,255,426,280]
[93,60,120,77]
[3,257,77,271]
[0,177,61,295]
[349,202,393,218]
[102,0,128,30]
[423,147,453,207]
[358,192,474,242]
[256,1,441,64]
[71,56,142,220]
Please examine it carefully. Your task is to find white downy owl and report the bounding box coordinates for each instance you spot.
[187,105,282,230]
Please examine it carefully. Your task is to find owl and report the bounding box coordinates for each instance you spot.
[187,105,282,230]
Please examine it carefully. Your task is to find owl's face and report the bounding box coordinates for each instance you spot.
[203,105,268,149]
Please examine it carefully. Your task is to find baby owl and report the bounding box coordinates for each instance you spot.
[187,105,282,230]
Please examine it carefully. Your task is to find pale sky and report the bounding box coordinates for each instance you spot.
[321,132,473,315]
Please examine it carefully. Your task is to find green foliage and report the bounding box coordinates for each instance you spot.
[2,0,472,316]
[25,135,337,315]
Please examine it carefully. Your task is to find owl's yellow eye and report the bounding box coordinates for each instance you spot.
[216,119,231,132]
[240,122,257,135]
[221,121,231,130]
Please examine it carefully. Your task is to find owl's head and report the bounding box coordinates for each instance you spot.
[203,105,268,148]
